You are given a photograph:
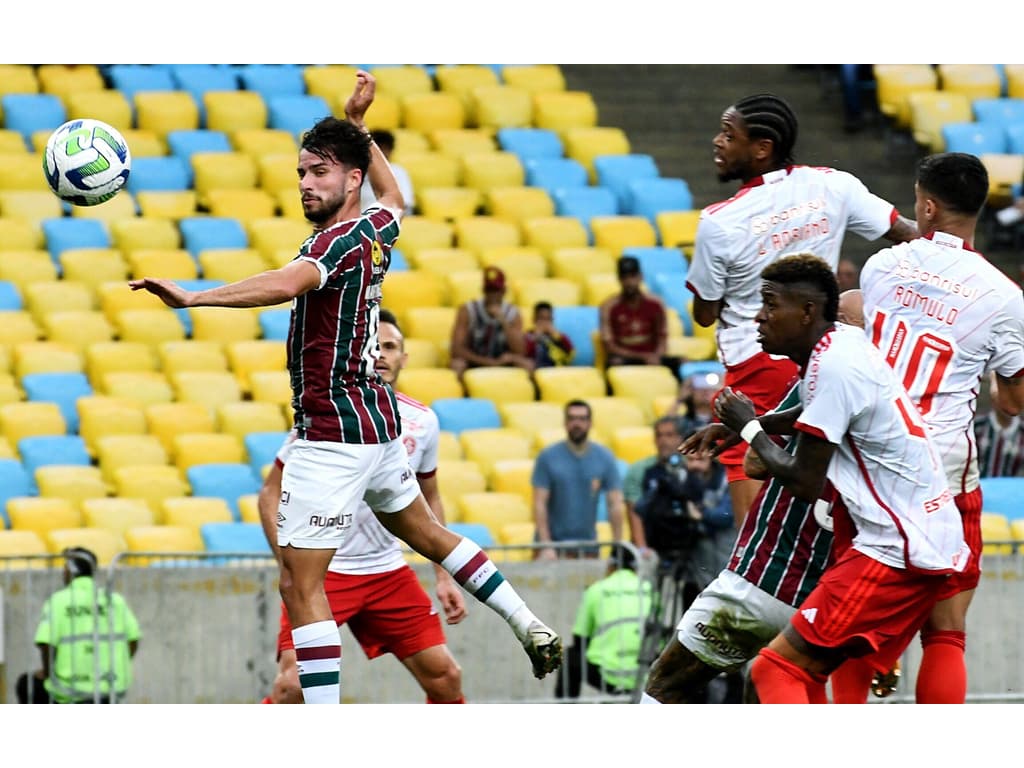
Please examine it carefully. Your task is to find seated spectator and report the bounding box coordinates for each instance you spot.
[667,371,720,436]
[524,301,575,369]
[975,372,1024,477]
[599,255,682,379]
[360,129,414,218]
[449,266,533,381]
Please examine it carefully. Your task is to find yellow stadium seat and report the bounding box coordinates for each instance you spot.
[907,91,973,152]
[533,366,606,404]
[225,340,286,394]
[480,246,548,282]
[127,248,200,281]
[453,216,522,260]
[172,432,244,476]
[0,64,39,97]
[96,281,171,322]
[216,401,287,441]
[158,340,228,378]
[412,246,479,275]
[499,401,565,443]
[0,251,56,296]
[230,128,297,160]
[203,90,267,132]
[107,219,179,257]
[0,529,48,568]
[401,92,466,132]
[0,129,30,154]
[402,307,457,359]
[435,459,489,502]
[302,65,360,101]
[373,65,434,101]
[472,85,533,130]
[34,465,108,508]
[363,91,401,131]
[76,395,148,457]
[520,216,590,260]
[980,153,1024,209]
[445,270,485,307]
[605,365,678,421]
[101,371,175,407]
[459,428,532,477]
[81,497,155,538]
[162,497,234,532]
[564,127,631,183]
[8,497,83,538]
[485,186,556,223]
[429,128,497,159]
[23,280,95,324]
[46,527,124,566]
[0,154,50,192]
[40,310,116,351]
[532,91,598,135]
[245,217,311,264]
[937,64,1002,101]
[13,341,83,378]
[134,91,200,137]
[393,215,455,263]
[435,65,500,118]
[0,400,66,447]
[0,311,41,346]
[395,367,464,406]
[437,430,462,461]
[124,524,204,564]
[188,307,260,344]
[458,492,531,530]
[0,219,43,250]
[610,425,656,464]
[95,433,170,484]
[37,64,105,105]
[981,512,1014,556]
[170,370,243,410]
[0,374,21,405]
[548,246,616,287]
[1006,65,1024,100]
[399,152,462,191]
[582,272,622,307]
[238,494,261,524]
[197,247,268,282]
[489,458,535,503]
[402,337,441,369]
[590,216,658,258]
[145,401,218,458]
[587,396,649,444]
[462,367,536,405]
[501,65,566,94]
[1011,519,1024,548]
[256,154,299,195]
[497,521,537,560]
[512,277,581,308]
[0,191,64,227]
[872,65,941,129]
[416,187,482,222]
[114,309,187,348]
[59,248,129,290]
[69,191,137,222]
[118,129,167,159]
[204,189,278,223]
[656,209,702,250]
[191,150,258,199]
[666,335,716,362]
[460,152,526,193]
[135,190,198,221]
[65,89,133,132]
[250,371,292,409]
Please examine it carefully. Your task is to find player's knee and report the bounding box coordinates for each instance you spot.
[422,659,463,702]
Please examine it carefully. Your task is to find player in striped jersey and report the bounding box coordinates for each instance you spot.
[838,152,1024,703]
[131,71,561,704]
[974,373,1024,478]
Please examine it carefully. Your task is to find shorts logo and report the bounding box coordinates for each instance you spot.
[280,490,290,505]
[400,467,412,484]
[801,608,817,624]
[309,515,345,528]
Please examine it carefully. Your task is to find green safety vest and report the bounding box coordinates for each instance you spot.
[573,568,653,691]
[34,576,141,703]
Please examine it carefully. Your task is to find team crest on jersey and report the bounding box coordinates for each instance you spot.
[403,435,417,456]
[371,240,383,266]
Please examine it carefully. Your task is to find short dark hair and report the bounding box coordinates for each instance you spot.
[916,152,989,217]
[564,399,591,419]
[63,547,97,578]
[654,415,684,435]
[609,543,637,571]
[734,93,799,165]
[301,116,372,175]
[761,252,839,322]
[378,307,401,332]
[533,300,553,317]
[371,129,396,154]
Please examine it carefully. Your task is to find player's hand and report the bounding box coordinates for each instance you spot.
[435,573,467,625]
[679,423,739,458]
[713,386,757,434]
[128,277,191,308]
[344,70,376,126]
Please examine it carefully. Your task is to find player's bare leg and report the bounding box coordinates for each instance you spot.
[375,495,563,679]
[728,478,763,529]
[269,650,304,704]
[642,639,725,704]
[401,644,465,703]
[916,588,974,703]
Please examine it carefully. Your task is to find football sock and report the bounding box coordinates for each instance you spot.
[916,629,966,704]
[639,692,662,704]
[750,647,826,704]
[829,657,875,703]
[292,620,341,705]
[441,537,537,637]
[260,695,273,704]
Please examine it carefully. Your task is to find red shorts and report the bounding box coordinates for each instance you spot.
[717,352,799,481]
[277,566,446,662]
[936,487,982,600]
[790,548,949,670]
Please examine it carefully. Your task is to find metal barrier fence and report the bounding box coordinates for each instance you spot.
[4,543,1024,703]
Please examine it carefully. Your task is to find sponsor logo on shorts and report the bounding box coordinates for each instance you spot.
[280,490,290,505]
[308,513,353,529]
[694,621,747,660]
[400,467,412,484]
[801,607,817,624]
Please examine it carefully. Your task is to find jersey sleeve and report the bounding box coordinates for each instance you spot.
[986,293,1024,379]
[531,450,553,491]
[416,408,441,477]
[686,213,731,302]
[794,347,865,444]
[835,170,897,241]
[601,448,622,491]
[858,245,899,304]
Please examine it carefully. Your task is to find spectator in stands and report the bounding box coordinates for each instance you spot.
[975,372,1024,477]
[554,543,653,699]
[359,129,414,218]
[524,300,575,369]
[532,399,624,560]
[599,255,682,380]
[836,257,860,292]
[17,548,141,703]
[449,266,533,382]
[668,371,721,437]
[838,64,875,133]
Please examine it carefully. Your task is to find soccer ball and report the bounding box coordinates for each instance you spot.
[42,118,132,206]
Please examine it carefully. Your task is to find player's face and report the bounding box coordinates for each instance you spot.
[754,281,802,358]
[713,107,758,182]
[297,148,361,225]
[375,321,407,386]
[564,405,591,444]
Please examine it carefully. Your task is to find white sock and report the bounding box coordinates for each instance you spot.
[639,692,662,704]
[291,620,340,704]
[441,537,535,637]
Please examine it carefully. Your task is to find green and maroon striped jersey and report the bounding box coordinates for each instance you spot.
[288,208,401,444]
[727,382,833,607]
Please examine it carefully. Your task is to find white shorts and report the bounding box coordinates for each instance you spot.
[675,569,796,672]
[278,438,419,549]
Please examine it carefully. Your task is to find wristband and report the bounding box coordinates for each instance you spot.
[740,419,763,444]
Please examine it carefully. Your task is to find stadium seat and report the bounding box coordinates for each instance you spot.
[200,521,272,556]
[0,129,30,154]
[34,465,108,509]
[0,218,43,251]
[605,365,678,420]
[478,246,548,283]
[0,153,51,192]
[135,190,198,221]
[163,496,237,532]
[980,153,1024,208]
[230,128,298,161]
[166,129,232,173]
[402,338,441,369]
[488,458,535,504]
[172,433,245,476]
[435,65,500,120]
[23,280,95,327]
[590,216,658,258]
[523,157,589,197]
[7,496,81,539]
[126,155,191,193]
[0,191,63,228]
[243,431,289,476]
[41,217,111,267]
[979,477,1024,520]
[551,186,620,235]
[548,246,616,287]
[204,91,268,133]
[563,127,631,183]
[551,305,599,367]
[1,401,66,452]
[461,367,536,405]
[134,91,200,138]
[224,340,286,394]
[532,91,599,134]
[63,89,133,133]
[0,310,41,346]
[58,248,129,290]
[501,65,566,94]
[872,64,939,130]
[1,93,66,147]
[592,153,661,211]
[981,511,1014,555]
[460,152,526,193]
[402,305,456,347]
[99,371,174,408]
[107,64,175,102]
[125,248,198,281]
[302,64,360,101]
[237,64,306,100]
[111,465,189,520]
[446,521,496,549]
[626,177,694,225]
[940,122,1008,156]
[265,94,332,137]
[431,397,503,435]
[158,340,229,377]
[0,458,33,527]
[124,524,204,565]
[395,368,464,406]
[512,277,581,308]
[46,527,124,567]
[82,497,156,539]
[12,341,83,379]
[520,216,590,261]
[472,85,534,130]
[586,396,649,444]
[250,371,292,409]
[496,127,564,164]
[179,217,249,259]
[401,92,466,132]
[197,246,268,282]
[76,395,148,457]
[416,187,482,221]
[452,216,521,261]
[938,64,1002,101]
[217,402,288,442]
[237,495,260,524]
[907,91,973,152]
[459,428,532,476]
[95,433,170,484]
[434,459,488,504]
[972,97,1024,127]
[21,372,93,433]
[429,128,497,158]
[169,64,241,125]
[114,309,187,349]
[655,209,701,250]
[497,401,566,444]
[458,492,532,530]
[245,217,311,264]
[186,463,261,519]
[257,309,291,341]
[190,152,259,201]
[533,365,606,404]
[169,370,243,411]
[41,310,116,352]
[609,425,657,464]
[371,65,434,101]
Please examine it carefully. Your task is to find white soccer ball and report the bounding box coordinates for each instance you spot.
[42,118,132,206]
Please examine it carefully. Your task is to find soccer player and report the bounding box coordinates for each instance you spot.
[130,70,561,704]
[704,253,968,704]
[262,310,467,704]
[838,152,1024,703]
[686,93,918,526]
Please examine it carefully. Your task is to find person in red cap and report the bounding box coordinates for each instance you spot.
[449,265,533,382]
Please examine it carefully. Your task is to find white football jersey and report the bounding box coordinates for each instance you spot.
[795,323,969,573]
[861,232,1024,495]
[687,165,896,367]
[276,391,440,575]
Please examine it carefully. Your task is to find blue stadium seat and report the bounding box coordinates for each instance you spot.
[431,398,502,435]
[650,272,694,335]
[41,218,111,269]
[237,65,306,100]
[592,154,660,211]
[626,177,694,225]
[200,521,272,555]
[1008,124,1024,155]
[551,186,619,241]
[18,435,91,494]
[107,64,176,104]
[126,156,191,192]
[179,217,248,259]
[497,127,564,163]
[243,431,289,476]
[0,280,22,310]
[979,477,1024,520]
[552,305,599,367]
[0,459,32,527]
[389,247,409,272]
[173,280,226,336]
[448,522,496,548]
[166,129,233,169]
[265,95,332,137]
[169,64,241,126]
[524,157,589,195]
[940,122,1008,156]
[1,94,67,149]
[972,97,1024,126]
[21,372,93,434]
[187,463,263,520]
[622,246,688,280]
[259,309,291,341]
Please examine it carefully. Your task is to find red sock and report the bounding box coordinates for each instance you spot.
[916,630,966,704]
[260,695,274,704]
[830,657,875,703]
[751,647,826,704]
[427,696,466,704]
